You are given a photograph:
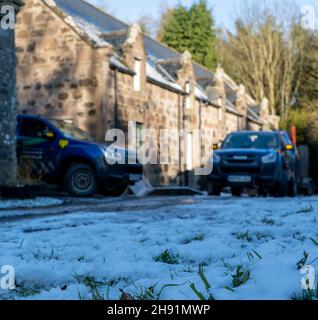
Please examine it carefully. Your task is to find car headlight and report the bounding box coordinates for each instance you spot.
[213,153,221,164]
[261,151,277,164]
[103,147,124,164]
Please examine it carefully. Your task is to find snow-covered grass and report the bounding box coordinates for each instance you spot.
[0,198,63,213]
[0,196,318,300]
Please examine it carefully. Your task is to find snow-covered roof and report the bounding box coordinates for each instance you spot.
[42,0,263,123]
[226,99,241,116]
[146,62,182,92]
[109,55,132,74]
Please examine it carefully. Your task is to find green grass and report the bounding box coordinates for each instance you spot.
[14,286,42,298]
[261,217,275,225]
[74,273,110,300]
[189,266,215,300]
[154,249,179,265]
[235,231,253,242]
[132,282,186,300]
[182,234,205,244]
[310,237,318,247]
[231,266,251,288]
[292,286,318,301]
[296,252,309,270]
[247,249,263,261]
[133,285,157,300]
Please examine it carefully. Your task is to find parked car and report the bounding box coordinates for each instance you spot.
[207,131,300,197]
[17,115,143,197]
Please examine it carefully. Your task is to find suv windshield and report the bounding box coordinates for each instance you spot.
[50,120,93,141]
[222,133,279,149]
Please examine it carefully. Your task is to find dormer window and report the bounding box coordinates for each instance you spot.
[133,59,141,91]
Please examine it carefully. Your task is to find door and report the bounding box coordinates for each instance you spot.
[17,117,59,178]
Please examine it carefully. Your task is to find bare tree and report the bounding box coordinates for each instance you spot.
[136,14,156,36]
[218,0,307,119]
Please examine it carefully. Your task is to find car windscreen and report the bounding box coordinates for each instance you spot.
[50,120,94,141]
[222,133,279,149]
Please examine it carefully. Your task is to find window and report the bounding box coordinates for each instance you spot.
[50,120,93,141]
[133,59,141,91]
[185,81,191,109]
[222,133,279,149]
[19,119,50,139]
[185,96,191,109]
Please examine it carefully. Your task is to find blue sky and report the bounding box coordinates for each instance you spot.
[88,0,318,31]
[88,0,239,30]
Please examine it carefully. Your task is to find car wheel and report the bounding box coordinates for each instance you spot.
[65,164,97,197]
[231,187,242,197]
[207,182,222,196]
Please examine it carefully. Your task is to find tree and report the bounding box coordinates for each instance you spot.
[218,1,307,119]
[297,32,318,110]
[158,0,217,69]
[136,14,155,36]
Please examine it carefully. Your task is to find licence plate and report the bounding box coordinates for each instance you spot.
[228,175,252,183]
[130,174,142,182]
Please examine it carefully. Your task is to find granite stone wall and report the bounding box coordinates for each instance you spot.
[15,0,112,140]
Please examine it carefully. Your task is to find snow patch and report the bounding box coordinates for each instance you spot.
[0,198,63,213]
[0,196,317,300]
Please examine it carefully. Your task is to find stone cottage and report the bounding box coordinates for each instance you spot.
[15,0,279,187]
[0,0,23,187]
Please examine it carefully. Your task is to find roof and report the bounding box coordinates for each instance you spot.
[42,0,263,123]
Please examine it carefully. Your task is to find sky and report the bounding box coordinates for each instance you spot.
[88,0,239,30]
[88,0,318,32]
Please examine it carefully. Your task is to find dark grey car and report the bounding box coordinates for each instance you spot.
[208,131,300,197]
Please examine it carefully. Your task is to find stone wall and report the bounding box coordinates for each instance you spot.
[0,1,21,187]
[104,64,244,187]
[16,0,113,140]
[106,67,184,186]
[247,119,263,131]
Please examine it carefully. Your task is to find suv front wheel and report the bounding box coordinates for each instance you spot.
[65,163,98,197]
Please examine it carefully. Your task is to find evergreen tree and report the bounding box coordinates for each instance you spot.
[158,1,217,69]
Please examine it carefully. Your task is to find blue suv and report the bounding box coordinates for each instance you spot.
[17,115,143,197]
[208,131,300,197]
